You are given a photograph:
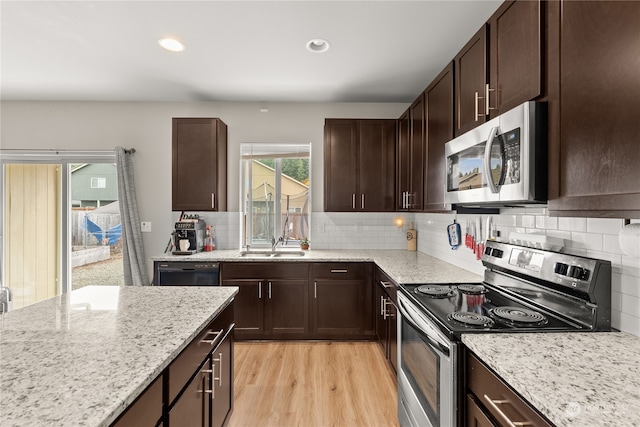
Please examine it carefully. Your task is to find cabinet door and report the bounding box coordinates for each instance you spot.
[169,360,211,427]
[224,280,264,338]
[358,120,396,212]
[409,94,425,211]
[387,301,398,374]
[455,25,488,137]
[324,119,358,211]
[424,62,454,212]
[313,278,365,336]
[374,284,388,356]
[489,0,543,117]
[211,331,233,427]
[112,376,162,427]
[397,109,410,210]
[172,118,227,212]
[265,279,309,336]
[548,0,640,217]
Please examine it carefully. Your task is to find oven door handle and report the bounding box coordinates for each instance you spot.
[398,297,450,357]
[483,126,500,194]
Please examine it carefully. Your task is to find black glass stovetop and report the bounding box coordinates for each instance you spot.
[399,282,586,340]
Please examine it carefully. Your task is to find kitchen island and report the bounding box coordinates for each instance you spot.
[0,285,238,426]
[463,332,640,427]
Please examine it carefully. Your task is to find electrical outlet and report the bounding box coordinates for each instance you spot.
[141,221,152,232]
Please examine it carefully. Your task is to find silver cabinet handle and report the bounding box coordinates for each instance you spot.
[330,269,348,273]
[212,193,216,209]
[352,193,356,210]
[380,281,393,289]
[213,352,223,387]
[475,91,480,121]
[361,193,365,210]
[200,329,224,346]
[198,364,214,395]
[380,295,385,316]
[258,281,262,299]
[268,281,272,299]
[483,394,533,427]
[485,84,496,115]
[314,281,317,299]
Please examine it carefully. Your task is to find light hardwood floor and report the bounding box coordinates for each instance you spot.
[227,341,399,427]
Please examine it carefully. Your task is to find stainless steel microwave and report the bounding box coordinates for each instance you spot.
[444,101,547,206]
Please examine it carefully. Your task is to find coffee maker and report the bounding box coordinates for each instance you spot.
[172,218,206,254]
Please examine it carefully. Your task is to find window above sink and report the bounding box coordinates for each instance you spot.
[240,143,311,250]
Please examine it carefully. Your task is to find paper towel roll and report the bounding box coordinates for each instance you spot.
[619,223,640,258]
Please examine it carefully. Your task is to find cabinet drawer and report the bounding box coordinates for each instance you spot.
[311,262,365,279]
[222,262,309,280]
[375,267,397,304]
[468,353,552,427]
[168,302,233,404]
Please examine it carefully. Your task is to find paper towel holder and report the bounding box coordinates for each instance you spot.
[619,219,640,259]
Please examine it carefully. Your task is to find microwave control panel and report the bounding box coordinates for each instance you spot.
[502,127,521,185]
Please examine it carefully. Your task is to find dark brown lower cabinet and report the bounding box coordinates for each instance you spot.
[466,351,552,427]
[310,262,374,339]
[111,376,163,427]
[466,394,495,427]
[374,267,398,374]
[111,302,234,427]
[221,263,310,340]
[169,361,211,427]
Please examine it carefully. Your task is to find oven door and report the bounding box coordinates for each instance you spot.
[397,293,457,427]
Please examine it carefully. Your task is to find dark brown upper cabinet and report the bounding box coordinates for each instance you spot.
[424,62,455,212]
[172,118,227,212]
[488,0,543,117]
[396,109,410,211]
[454,25,488,137]
[398,95,425,211]
[455,0,544,135]
[547,0,640,218]
[324,119,396,212]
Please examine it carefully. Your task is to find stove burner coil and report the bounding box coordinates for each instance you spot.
[415,285,456,298]
[457,284,487,295]
[448,312,495,328]
[489,306,548,327]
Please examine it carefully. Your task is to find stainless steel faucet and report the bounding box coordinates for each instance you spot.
[271,236,284,252]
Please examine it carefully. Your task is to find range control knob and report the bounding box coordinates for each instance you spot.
[554,262,569,275]
[569,266,590,281]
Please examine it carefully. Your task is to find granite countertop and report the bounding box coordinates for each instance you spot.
[151,249,484,285]
[0,285,238,427]
[463,332,640,427]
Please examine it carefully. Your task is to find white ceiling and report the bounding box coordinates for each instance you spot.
[1,1,502,103]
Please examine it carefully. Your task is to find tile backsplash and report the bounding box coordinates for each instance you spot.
[194,209,640,337]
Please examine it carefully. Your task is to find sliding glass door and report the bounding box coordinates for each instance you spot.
[1,151,121,310]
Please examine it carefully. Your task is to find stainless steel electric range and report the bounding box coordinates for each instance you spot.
[397,240,612,427]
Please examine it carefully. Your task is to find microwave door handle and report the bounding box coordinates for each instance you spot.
[483,126,500,194]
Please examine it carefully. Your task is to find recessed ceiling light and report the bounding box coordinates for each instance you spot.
[306,39,330,53]
[158,37,185,52]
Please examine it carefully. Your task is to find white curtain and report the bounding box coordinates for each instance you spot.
[116,147,149,286]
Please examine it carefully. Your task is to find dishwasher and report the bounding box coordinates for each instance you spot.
[154,261,220,286]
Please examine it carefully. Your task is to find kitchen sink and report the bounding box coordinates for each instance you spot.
[238,250,306,258]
